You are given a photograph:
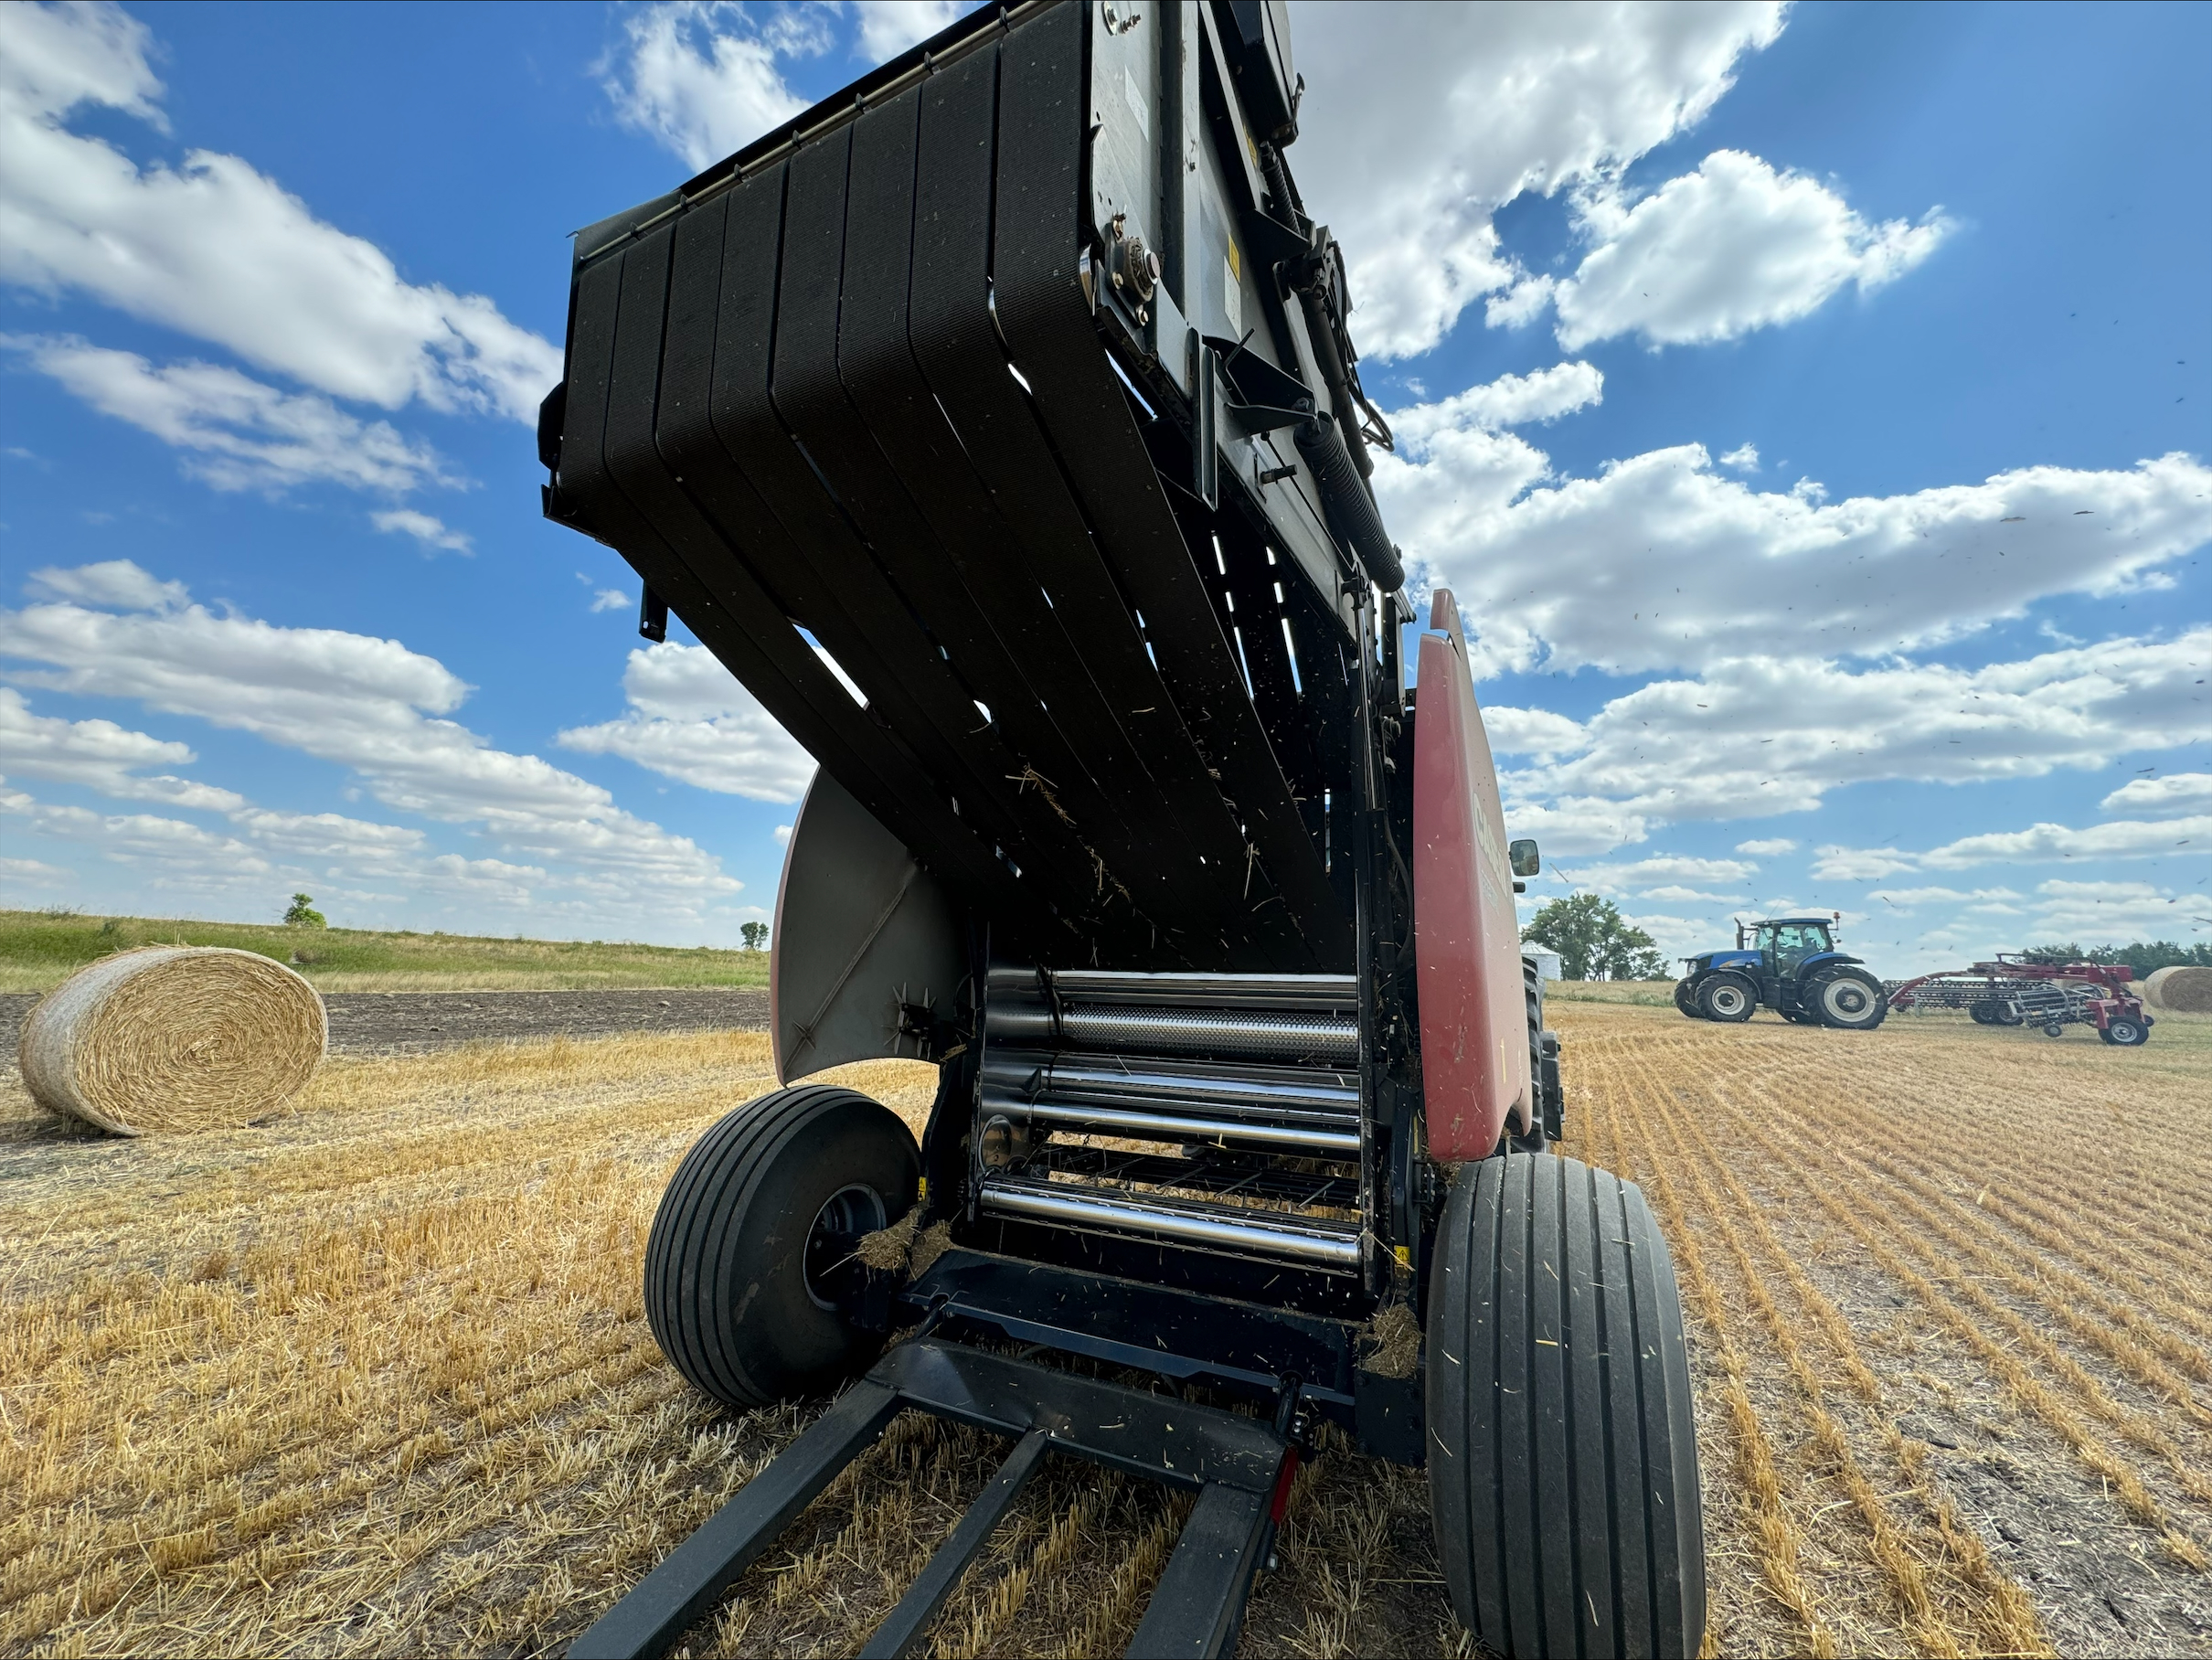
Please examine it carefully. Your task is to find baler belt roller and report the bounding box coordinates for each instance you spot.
[974,966,1367,1269]
[987,1003,1361,1061]
[978,1173,1363,1270]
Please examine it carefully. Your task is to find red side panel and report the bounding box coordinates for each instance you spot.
[1414,591,1531,1161]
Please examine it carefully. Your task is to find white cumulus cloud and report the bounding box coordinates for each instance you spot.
[1391,362,1603,447]
[855,1,963,64]
[2100,771,2212,815]
[0,1,558,419]
[559,641,819,803]
[1292,0,1787,357]
[25,558,183,612]
[0,566,739,910]
[1379,440,2212,679]
[0,686,244,810]
[1816,815,2208,880]
[601,2,826,171]
[1550,150,1952,349]
[371,508,473,554]
[6,335,456,495]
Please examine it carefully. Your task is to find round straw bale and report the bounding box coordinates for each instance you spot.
[2143,964,2212,1013]
[17,946,327,1135]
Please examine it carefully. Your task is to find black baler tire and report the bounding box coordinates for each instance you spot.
[1673,978,1702,1019]
[645,1085,919,1409]
[1428,1155,1706,1658]
[1696,974,1756,1023]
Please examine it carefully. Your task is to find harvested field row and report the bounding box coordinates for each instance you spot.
[4,1005,2207,1655]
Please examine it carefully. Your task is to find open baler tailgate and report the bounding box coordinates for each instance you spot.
[543,0,1395,975]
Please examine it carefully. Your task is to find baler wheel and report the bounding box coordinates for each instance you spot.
[1672,978,1701,1019]
[645,1085,918,1409]
[2100,1015,2150,1046]
[1696,974,1756,1023]
[1428,1154,1705,1659]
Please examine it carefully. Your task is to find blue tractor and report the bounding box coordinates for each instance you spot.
[1675,914,1889,1029]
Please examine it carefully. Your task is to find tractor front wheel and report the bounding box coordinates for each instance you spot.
[1428,1155,1706,1657]
[1809,968,1888,1030]
[1673,977,1703,1019]
[1697,974,1756,1023]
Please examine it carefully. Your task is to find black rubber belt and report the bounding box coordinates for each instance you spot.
[720,141,1081,910]
[765,129,1136,947]
[906,42,1289,970]
[839,82,1229,968]
[990,5,1346,968]
[564,238,1018,919]
[1175,492,1324,808]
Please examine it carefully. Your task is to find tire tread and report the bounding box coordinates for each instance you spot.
[1429,1154,1704,1657]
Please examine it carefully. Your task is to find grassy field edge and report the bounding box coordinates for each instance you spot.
[0,909,771,994]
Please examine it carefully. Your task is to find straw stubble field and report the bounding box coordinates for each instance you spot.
[3,1000,2208,1656]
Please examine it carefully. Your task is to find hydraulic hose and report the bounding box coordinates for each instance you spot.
[1297,412,1404,592]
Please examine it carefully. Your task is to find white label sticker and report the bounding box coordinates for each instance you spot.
[1222,255,1242,337]
[1123,65,1148,137]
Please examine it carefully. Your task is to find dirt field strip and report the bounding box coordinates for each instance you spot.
[1579,1041,1848,1658]
[1697,1071,2210,1568]
[1709,1081,2212,1527]
[1641,1087,2051,1656]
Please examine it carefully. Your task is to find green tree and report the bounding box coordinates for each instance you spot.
[739,920,768,952]
[1521,893,1669,981]
[283,892,327,929]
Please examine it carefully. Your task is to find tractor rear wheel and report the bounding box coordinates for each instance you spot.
[1968,1000,2002,1025]
[1673,978,1702,1018]
[645,1085,919,1409]
[1428,1155,1706,1658]
[2100,1015,2150,1046]
[1809,968,1888,1030]
[1697,974,1756,1022]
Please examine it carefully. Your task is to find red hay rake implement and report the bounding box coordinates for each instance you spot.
[1886,955,2154,1046]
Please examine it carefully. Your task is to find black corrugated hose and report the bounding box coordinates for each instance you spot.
[1296,412,1404,592]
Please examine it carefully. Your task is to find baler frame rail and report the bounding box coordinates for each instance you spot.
[569,1328,1306,1660]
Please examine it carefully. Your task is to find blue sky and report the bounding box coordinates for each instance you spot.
[0,0,2205,969]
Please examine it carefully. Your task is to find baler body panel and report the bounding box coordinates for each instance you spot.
[1412,592,1531,1161]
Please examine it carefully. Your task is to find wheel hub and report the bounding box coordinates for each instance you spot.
[803,1183,888,1311]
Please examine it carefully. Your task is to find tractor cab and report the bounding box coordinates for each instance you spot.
[1739,917,1838,1004]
